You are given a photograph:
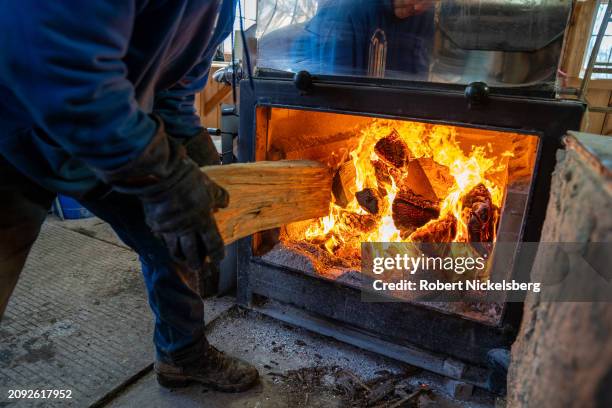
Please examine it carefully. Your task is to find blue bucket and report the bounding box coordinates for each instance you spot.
[53,195,94,220]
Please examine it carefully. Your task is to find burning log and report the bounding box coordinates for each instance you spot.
[355,188,380,215]
[374,130,412,168]
[390,157,441,235]
[307,210,377,262]
[339,212,378,234]
[404,159,439,203]
[409,215,458,261]
[392,189,440,236]
[332,160,356,208]
[461,183,498,255]
[417,158,455,199]
[410,215,457,243]
[372,131,439,201]
[462,183,497,242]
[372,159,401,198]
[372,159,392,187]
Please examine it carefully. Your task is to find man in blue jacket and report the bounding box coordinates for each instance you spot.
[0,0,258,391]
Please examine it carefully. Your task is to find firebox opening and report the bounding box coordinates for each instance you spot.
[253,107,539,324]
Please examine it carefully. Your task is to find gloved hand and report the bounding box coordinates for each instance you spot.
[141,159,228,268]
[169,127,224,295]
[177,128,221,167]
[96,118,228,270]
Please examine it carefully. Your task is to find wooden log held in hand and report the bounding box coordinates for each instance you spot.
[202,160,333,245]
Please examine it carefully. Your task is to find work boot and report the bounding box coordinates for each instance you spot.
[155,342,259,392]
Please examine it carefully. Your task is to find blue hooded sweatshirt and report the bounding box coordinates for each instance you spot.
[0,0,236,196]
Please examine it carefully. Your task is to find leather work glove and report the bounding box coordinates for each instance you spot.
[171,127,223,296]
[177,128,221,167]
[96,118,228,270]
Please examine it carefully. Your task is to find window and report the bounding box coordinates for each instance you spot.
[583,1,612,79]
[221,0,257,56]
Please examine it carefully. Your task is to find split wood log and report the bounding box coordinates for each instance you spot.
[372,159,392,189]
[417,158,454,199]
[392,190,440,236]
[338,211,378,234]
[461,183,498,255]
[462,184,498,256]
[403,159,439,203]
[332,160,357,207]
[356,188,380,215]
[202,160,333,245]
[410,215,457,243]
[374,130,412,168]
[409,215,458,261]
[390,157,440,236]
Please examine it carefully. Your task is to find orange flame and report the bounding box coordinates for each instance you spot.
[298,119,512,260]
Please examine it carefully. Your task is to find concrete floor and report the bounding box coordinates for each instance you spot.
[0,216,498,408]
[106,308,499,408]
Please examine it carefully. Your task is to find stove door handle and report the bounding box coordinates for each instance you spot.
[294,70,314,95]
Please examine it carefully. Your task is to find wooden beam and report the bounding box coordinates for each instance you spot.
[203,85,232,116]
[559,0,597,79]
[202,160,333,244]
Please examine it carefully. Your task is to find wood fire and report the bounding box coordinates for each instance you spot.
[283,119,512,272]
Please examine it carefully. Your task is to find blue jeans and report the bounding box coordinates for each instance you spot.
[0,155,205,363]
[80,192,206,363]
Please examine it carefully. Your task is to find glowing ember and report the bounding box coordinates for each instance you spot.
[284,119,513,270]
